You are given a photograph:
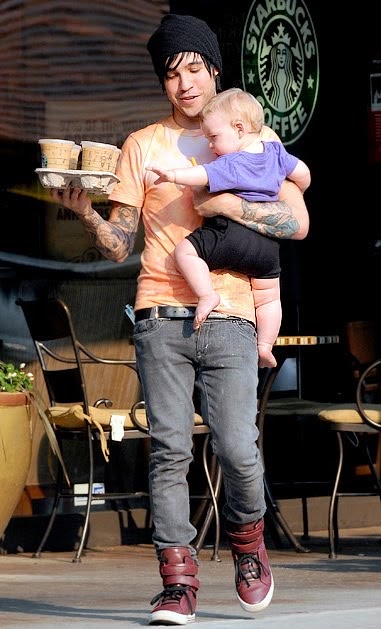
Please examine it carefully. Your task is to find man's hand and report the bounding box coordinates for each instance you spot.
[50,187,93,217]
[193,187,242,220]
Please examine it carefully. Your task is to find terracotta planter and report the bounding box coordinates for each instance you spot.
[0,392,32,539]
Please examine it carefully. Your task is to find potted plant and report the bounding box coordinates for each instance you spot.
[0,360,34,399]
[0,361,34,539]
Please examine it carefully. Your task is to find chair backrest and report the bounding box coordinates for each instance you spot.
[356,357,381,432]
[345,320,378,367]
[16,298,90,411]
[344,320,381,401]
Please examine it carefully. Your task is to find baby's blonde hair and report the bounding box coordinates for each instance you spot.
[200,87,264,133]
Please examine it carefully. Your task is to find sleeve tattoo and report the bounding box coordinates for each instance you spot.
[241,199,300,239]
[81,203,139,260]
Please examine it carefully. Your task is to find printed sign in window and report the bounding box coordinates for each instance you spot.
[369,72,381,163]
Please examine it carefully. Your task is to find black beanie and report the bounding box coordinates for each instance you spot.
[147,14,222,87]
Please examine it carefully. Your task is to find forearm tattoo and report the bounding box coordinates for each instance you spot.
[80,204,139,261]
[241,199,300,239]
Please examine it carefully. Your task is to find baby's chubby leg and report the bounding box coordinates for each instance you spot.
[251,277,281,368]
[174,239,220,329]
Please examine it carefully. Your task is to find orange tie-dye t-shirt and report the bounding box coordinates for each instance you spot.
[109,115,280,322]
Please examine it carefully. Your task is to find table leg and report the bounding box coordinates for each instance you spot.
[258,365,310,553]
[264,473,310,553]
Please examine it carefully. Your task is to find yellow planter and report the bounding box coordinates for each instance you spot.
[0,393,32,539]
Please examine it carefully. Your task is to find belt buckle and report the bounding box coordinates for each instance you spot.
[156,306,195,319]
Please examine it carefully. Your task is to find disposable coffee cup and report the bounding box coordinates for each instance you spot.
[39,138,74,169]
[69,144,81,169]
[81,141,121,173]
[110,147,121,173]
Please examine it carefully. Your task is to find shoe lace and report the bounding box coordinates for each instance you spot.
[150,584,194,611]
[236,553,270,586]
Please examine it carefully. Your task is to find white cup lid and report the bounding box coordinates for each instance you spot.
[39,138,74,145]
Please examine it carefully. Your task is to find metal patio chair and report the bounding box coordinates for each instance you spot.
[318,358,381,557]
[16,297,221,563]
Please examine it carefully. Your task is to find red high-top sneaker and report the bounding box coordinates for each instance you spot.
[226,518,274,613]
[149,547,199,625]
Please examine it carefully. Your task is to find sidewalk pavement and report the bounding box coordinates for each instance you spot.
[0,528,380,628]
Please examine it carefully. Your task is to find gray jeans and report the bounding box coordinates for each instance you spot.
[133,317,265,553]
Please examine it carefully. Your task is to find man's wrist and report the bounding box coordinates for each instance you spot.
[79,207,101,226]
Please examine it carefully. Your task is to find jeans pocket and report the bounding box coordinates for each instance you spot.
[133,318,166,340]
[230,318,258,343]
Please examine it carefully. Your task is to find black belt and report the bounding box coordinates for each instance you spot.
[134,306,240,323]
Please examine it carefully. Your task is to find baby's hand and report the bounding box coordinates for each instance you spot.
[146,164,175,184]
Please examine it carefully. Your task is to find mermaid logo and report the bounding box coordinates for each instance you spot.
[241,0,319,145]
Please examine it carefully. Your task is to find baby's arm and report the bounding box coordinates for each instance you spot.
[146,163,208,186]
[288,159,311,193]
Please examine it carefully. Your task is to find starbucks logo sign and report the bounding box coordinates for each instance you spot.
[241,0,319,145]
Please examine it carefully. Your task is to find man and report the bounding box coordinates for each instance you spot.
[52,13,309,626]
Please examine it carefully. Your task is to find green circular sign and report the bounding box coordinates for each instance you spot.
[241,0,319,145]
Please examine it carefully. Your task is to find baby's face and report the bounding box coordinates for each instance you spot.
[201,112,241,156]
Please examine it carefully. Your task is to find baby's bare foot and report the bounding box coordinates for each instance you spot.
[194,291,220,329]
[258,344,277,369]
